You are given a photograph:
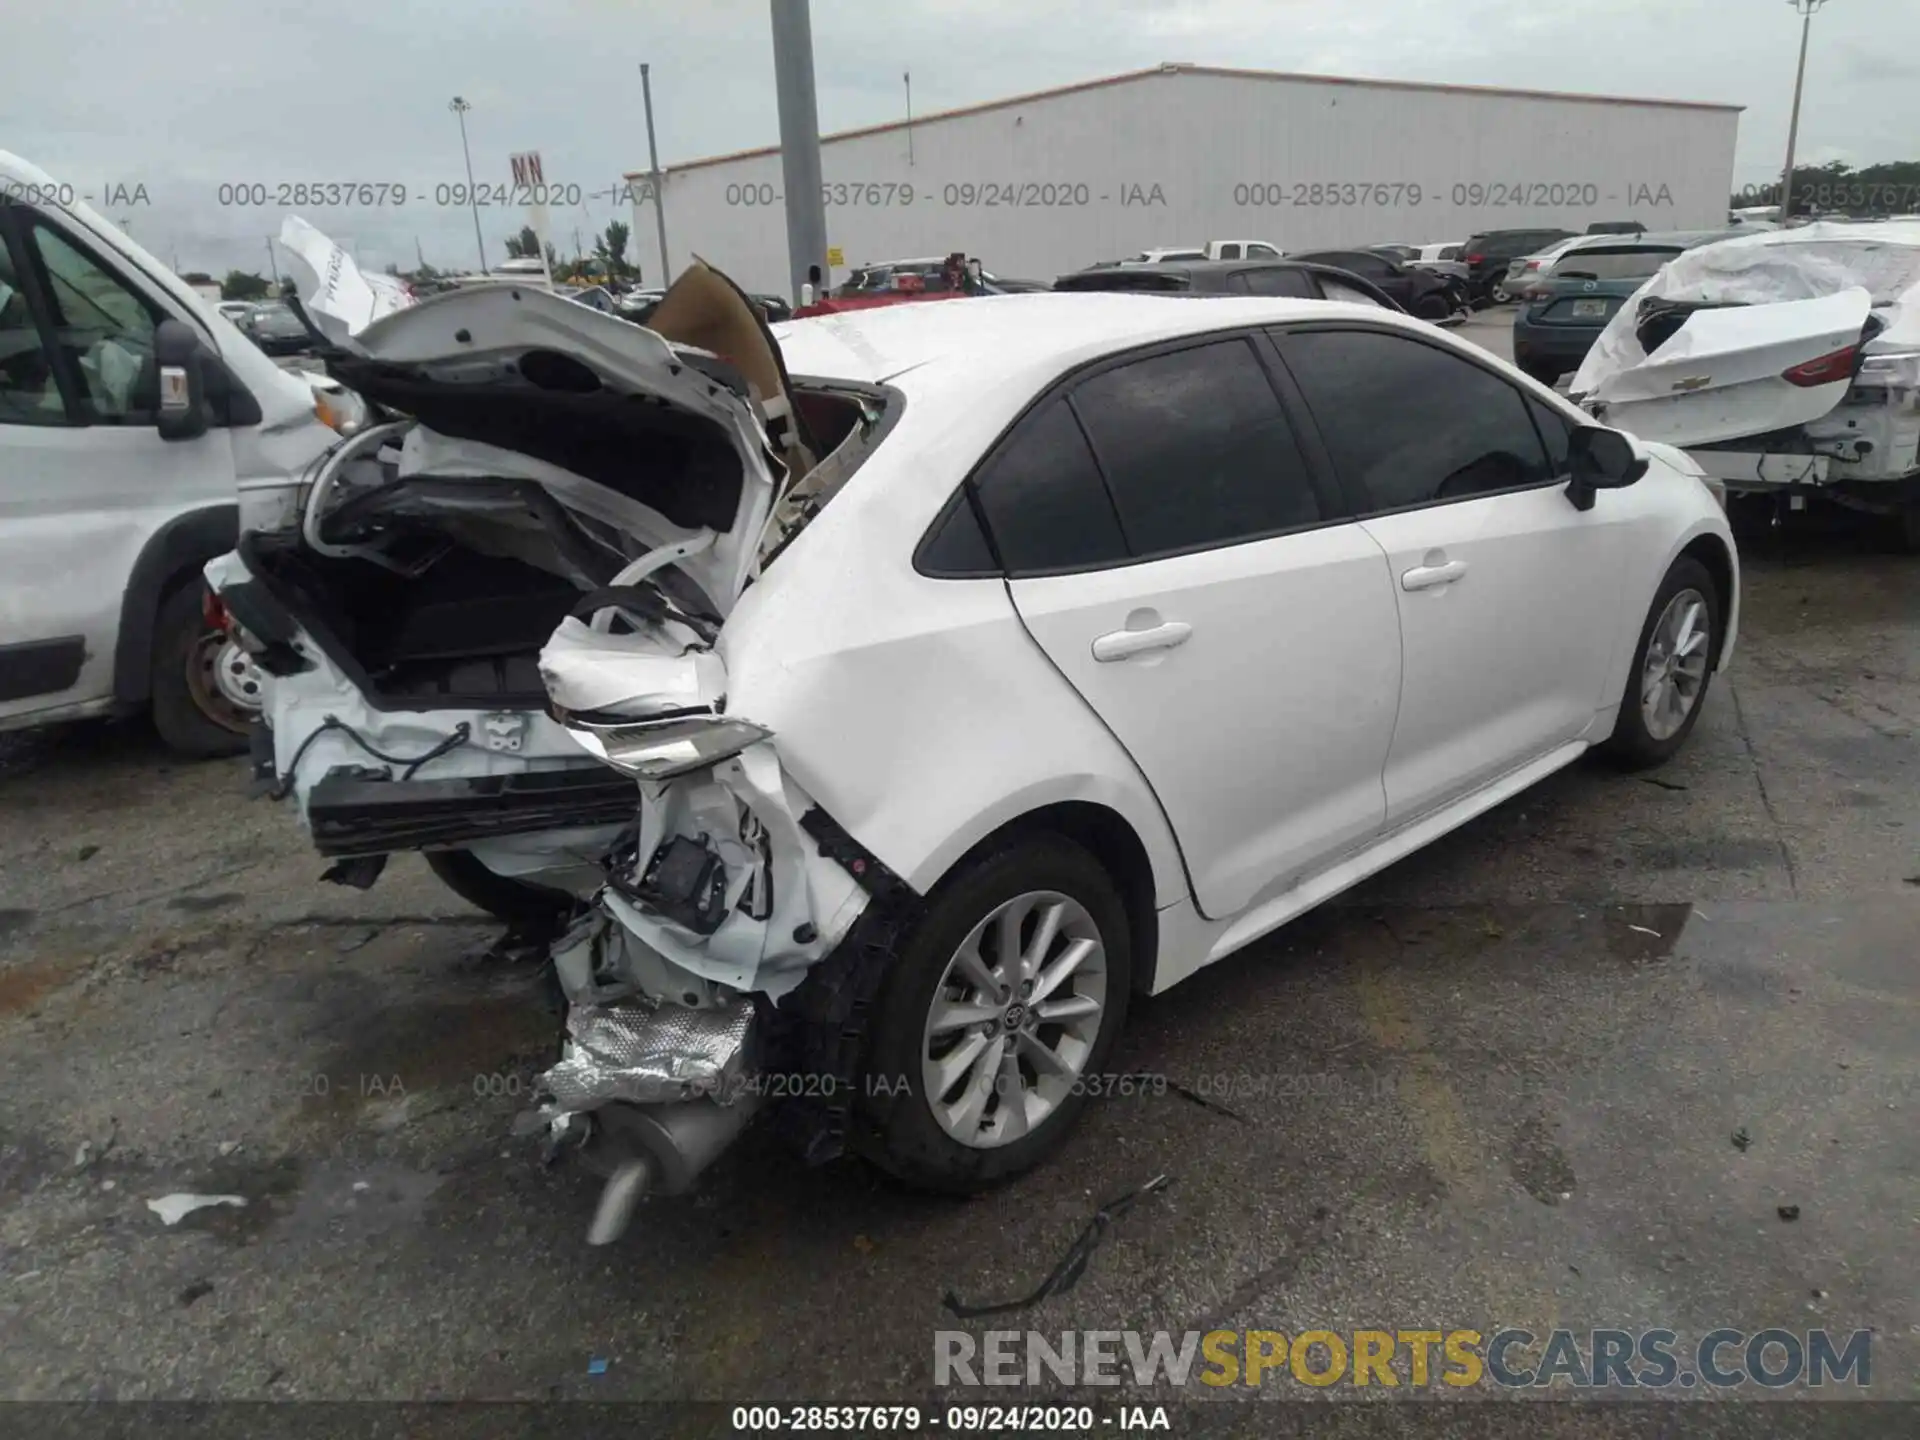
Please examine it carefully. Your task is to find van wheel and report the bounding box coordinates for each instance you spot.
[151,584,255,758]
[425,849,576,931]
[854,834,1132,1193]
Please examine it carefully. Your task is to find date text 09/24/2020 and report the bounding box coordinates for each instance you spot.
[717,178,1675,209]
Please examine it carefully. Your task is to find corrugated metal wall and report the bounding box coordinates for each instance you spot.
[630,68,1739,296]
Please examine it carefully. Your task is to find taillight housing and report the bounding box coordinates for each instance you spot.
[1465,253,1485,265]
[202,589,230,632]
[1781,346,1859,387]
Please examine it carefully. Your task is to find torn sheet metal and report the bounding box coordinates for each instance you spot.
[539,614,724,718]
[1573,221,1920,409]
[538,995,756,1112]
[277,215,417,343]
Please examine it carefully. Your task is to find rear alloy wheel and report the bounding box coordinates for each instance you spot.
[1601,556,1721,769]
[856,834,1131,1192]
[151,583,256,758]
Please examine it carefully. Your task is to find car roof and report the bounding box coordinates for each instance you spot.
[773,290,1411,394]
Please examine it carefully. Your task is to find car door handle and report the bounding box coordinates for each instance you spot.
[1091,621,1192,662]
[1401,560,1469,591]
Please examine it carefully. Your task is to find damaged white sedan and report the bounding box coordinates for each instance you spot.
[1571,220,1920,548]
[210,270,1737,1239]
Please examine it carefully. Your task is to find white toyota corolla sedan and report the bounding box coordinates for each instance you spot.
[210,267,1736,1225]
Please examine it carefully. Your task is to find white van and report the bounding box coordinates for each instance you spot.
[0,152,345,754]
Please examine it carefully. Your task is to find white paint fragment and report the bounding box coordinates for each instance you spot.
[1628,925,1662,938]
[147,1193,248,1226]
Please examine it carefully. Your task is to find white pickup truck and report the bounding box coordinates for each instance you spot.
[1123,240,1286,264]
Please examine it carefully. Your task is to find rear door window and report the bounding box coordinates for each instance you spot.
[1216,243,1242,259]
[1276,328,1555,511]
[968,398,1128,575]
[1068,337,1324,557]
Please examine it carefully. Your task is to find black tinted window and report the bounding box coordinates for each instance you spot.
[1526,395,1573,475]
[1070,338,1321,556]
[1281,329,1553,510]
[1238,266,1316,298]
[971,399,1127,574]
[917,489,998,576]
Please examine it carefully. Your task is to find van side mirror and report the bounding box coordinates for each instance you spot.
[1565,425,1648,511]
[154,318,209,441]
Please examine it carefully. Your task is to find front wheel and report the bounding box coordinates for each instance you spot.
[1600,556,1721,770]
[854,834,1132,1193]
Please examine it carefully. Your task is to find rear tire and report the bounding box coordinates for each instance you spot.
[425,849,576,930]
[854,833,1132,1194]
[150,583,252,759]
[1413,293,1449,321]
[1600,556,1721,770]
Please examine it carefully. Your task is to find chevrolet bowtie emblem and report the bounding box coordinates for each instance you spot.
[1670,376,1713,392]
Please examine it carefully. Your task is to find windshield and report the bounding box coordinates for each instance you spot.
[1057,270,1190,293]
[1551,248,1684,281]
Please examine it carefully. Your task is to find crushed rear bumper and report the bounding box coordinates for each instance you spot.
[307,765,638,856]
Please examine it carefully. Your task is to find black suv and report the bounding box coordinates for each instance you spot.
[1053,258,1401,310]
[1460,228,1579,303]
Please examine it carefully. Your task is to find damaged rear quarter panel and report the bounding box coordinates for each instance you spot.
[718,385,1189,912]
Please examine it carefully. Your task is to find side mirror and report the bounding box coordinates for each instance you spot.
[1565,425,1648,511]
[154,318,209,441]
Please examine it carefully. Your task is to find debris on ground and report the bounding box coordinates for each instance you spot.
[587,1356,609,1376]
[1732,1128,1752,1152]
[76,844,100,862]
[1778,1205,1801,1222]
[217,1141,242,1157]
[940,1174,1173,1318]
[1628,925,1662,938]
[147,1193,248,1226]
[335,927,380,954]
[179,1280,214,1306]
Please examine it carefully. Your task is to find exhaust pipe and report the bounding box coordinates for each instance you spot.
[582,1096,764,1246]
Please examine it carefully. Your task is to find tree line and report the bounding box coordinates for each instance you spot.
[1734,159,1920,216]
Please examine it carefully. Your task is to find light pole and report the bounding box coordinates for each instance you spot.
[449,96,488,273]
[1779,0,1829,221]
[770,0,828,306]
[640,64,671,284]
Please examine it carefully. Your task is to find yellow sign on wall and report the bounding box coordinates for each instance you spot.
[826,246,844,267]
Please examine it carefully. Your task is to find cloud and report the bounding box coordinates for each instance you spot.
[1,0,1914,274]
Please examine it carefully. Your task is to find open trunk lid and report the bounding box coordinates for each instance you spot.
[315,262,816,619]
[1573,221,1920,448]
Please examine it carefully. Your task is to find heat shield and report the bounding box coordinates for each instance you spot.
[538,995,757,1111]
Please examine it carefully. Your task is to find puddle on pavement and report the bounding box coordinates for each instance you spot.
[1598,903,1694,963]
[1508,1113,1578,1205]
[300,987,560,1129]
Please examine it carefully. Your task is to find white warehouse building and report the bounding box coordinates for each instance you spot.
[628,62,1740,296]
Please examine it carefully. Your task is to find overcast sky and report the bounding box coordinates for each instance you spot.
[3,0,1913,276]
